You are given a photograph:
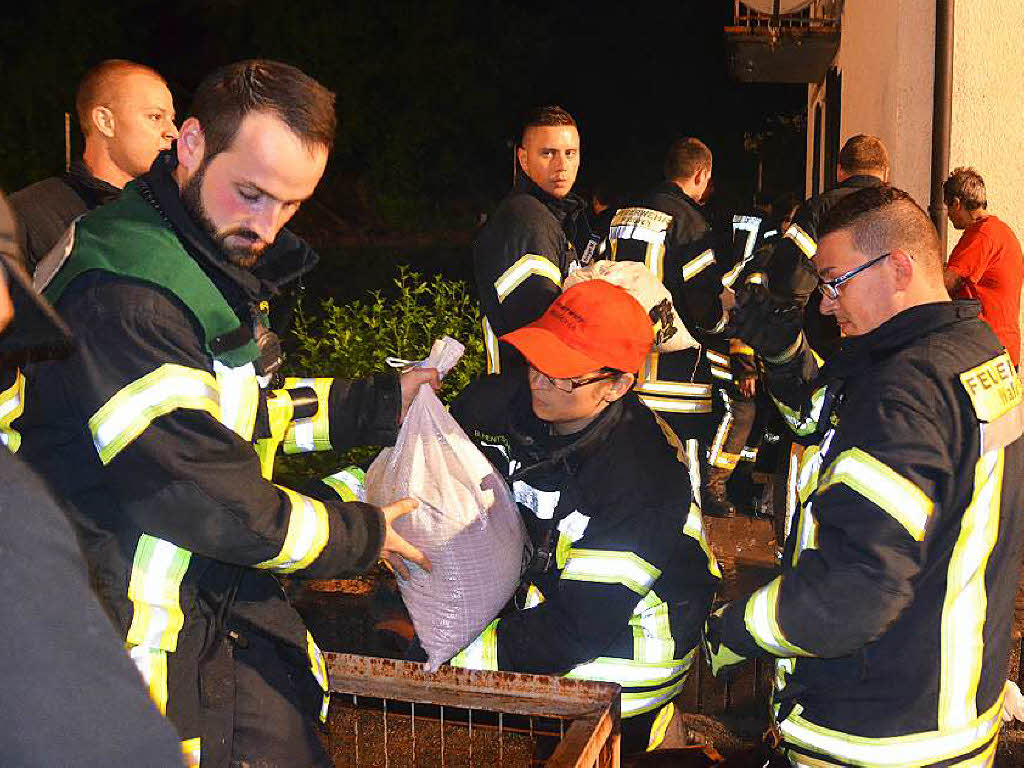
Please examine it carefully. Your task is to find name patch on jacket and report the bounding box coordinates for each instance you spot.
[610,207,672,235]
[960,352,1022,422]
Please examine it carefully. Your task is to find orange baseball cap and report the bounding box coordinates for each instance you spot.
[501,280,654,378]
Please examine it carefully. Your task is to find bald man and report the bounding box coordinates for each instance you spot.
[10,59,177,272]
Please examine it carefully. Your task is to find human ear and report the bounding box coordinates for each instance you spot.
[175,117,205,173]
[92,106,115,139]
[516,145,528,175]
[603,373,636,403]
[890,249,914,289]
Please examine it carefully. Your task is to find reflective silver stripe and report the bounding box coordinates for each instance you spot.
[774,385,827,437]
[638,394,712,414]
[784,223,817,258]
[621,676,688,717]
[322,466,367,502]
[482,316,500,374]
[686,438,702,509]
[682,248,715,281]
[609,223,670,245]
[818,448,933,541]
[561,549,660,595]
[450,619,499,670]
[567,649,695,688]
[126,535,192,650]
[631,590,675,662]
[706,349,729,367]
[129,645,169,715]
[744,576,813,657]
[710,365,733,381]
[684,502,722,578]
[708,390,733,468]
[213,361,259,442]
[283,377,333,453]
[89,364,220,465]
[254,487,330,573]
[635,380,711,397]
[494,254,562,301]
[513,481,560,520]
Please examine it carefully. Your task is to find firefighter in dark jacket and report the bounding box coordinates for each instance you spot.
[608,137,750,516]
[17,61,433,768]
[707,186,1024,766]
[448,279,720,754]
[474,105,594,374]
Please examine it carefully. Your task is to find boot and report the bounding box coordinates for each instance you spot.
[702,466,737,518]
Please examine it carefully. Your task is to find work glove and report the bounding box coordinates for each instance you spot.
[725,280,805,364]
[702,608,748,678]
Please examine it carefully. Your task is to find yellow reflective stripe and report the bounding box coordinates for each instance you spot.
[213,361,259,442]
[780,693,1004,767]
[89,364,220,465]
[621,676,689,717]
[129,645,169,715]
[523,583,545,609]
[305,630,331,722]
[0,367,26,453]
[744,576,813,657]
[630,589,675,663]
[684,503,722,578]
[255,388,293,480]
[638,394,712,414]
[706,349,729,367]
[708,392,733,468]
[254,487,330,573]
[636,380,711,397]
[180,737,201,768]
[561,549,661,595]
[125,535,192,650]
[647,701,675,751]
[791,503,819,568]
[495,254,562,301]
[322,466,366,502]
[785,223,817,258]
[939,449,1004,729]
[773,385,827,437]
[482,316,500,374]
[682,248,715,282]
[818,448,933,541]
[710,365,733,381]
[645,240,666,282]
[283,377,334,453]
[567,647,696,688]
[450,618,500,670]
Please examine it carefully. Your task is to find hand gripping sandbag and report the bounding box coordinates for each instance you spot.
[367,338,526,670]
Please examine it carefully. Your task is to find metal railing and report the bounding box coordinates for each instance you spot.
[729,0,841,33]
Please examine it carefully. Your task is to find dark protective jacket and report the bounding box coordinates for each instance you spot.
[9,159,121,272]
[473,174,592,373]
[708,300,1024,766]
[448,373,720,720]
[764,174,884,359]
[17,155,397,767]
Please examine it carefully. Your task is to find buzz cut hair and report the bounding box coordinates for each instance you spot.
[76,59,166,136]
[664,137,712,183]
[519,105,577,146]
[187,59,336,160]
[943,166,987,210]
[819,185,943,274]
[838,134,890,176]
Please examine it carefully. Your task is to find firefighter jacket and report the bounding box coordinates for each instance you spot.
[764,175,884,359]
[706,300,1024,767]
[473,173,592,374]
[17,156,398,767]
[447,373,720,721]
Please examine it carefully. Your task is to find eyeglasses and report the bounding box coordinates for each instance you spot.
[530,366,618,393]
[817,251,891,300]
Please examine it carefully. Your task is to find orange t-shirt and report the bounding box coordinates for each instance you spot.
[947,214,1024,366]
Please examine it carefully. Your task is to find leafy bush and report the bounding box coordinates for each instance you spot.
[274,266,485,486]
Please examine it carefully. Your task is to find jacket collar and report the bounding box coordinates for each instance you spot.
[838,174,884,190]
[650,179,703,211]
[136,150,319,308]
[823,299,982,379]
[62,159,121,210]
[513,172,586,225]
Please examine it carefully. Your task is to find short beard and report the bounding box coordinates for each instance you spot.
[180,161,268,269]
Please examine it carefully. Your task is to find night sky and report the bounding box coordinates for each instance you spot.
[1,1,805,236]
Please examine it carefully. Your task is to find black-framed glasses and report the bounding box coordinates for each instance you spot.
[530,366,618,393]
[817,251,891,300]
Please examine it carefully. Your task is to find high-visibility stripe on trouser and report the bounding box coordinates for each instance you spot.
[560,549,661,595]
[647,701,676,751]
[0,366,25,453]
[306,631,331,723]
[568,648,696,718]
[129,645,169,715]
[126,535,193,650]
[180,737,201,768]
[254,487,330,573]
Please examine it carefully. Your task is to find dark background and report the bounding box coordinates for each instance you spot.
[0,0,805,295]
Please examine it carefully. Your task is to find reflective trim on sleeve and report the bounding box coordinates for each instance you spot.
[772,385,827,437]
[180,737,201,768]
[817,447,933,541]
[784,223,817,258]
[567,647,696,689]
[710,365,733,381]
[780,693,1003,768]
[306,631,331,723]
[638,394,712,414]
[129,645,169,715]
[939,448,1004,730]
[630,589,675,663]
[322,466,367,502]
[706,349,730,367]
[636,380,712,398]
[125,534,193,651]
[621,676,689,717]
[254,487,330,573]
[555,510,591,569]
[450,618,500,670]
[495,254,562,301]
[744,576,814,657]
[561,549,661,595]
[682,248,716,282]
[282,377,334,453]
[0,367,26,453]
[213,360,259,442]
[89,363,220,465]
[684,503,722,578]
[482,316,501,374]
[791,502,819,568]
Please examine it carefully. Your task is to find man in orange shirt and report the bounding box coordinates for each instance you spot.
[944,166,1024,365]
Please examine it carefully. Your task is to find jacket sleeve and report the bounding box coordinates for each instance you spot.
[764,203,821,307]
[710,390,949,663]
[60,277,384,579]
[762,336,821,437]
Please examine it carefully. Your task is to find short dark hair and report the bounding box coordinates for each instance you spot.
[664,138,712,182]
[187,59,336,160]
[943,166,987,210]
[820,185,942,274]
[519,105,577,146]
[76,59,166,136]
[838,134,889,175]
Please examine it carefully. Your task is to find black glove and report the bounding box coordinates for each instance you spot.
[725,281,805,363]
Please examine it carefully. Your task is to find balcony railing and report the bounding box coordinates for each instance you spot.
[727,0,841,35]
